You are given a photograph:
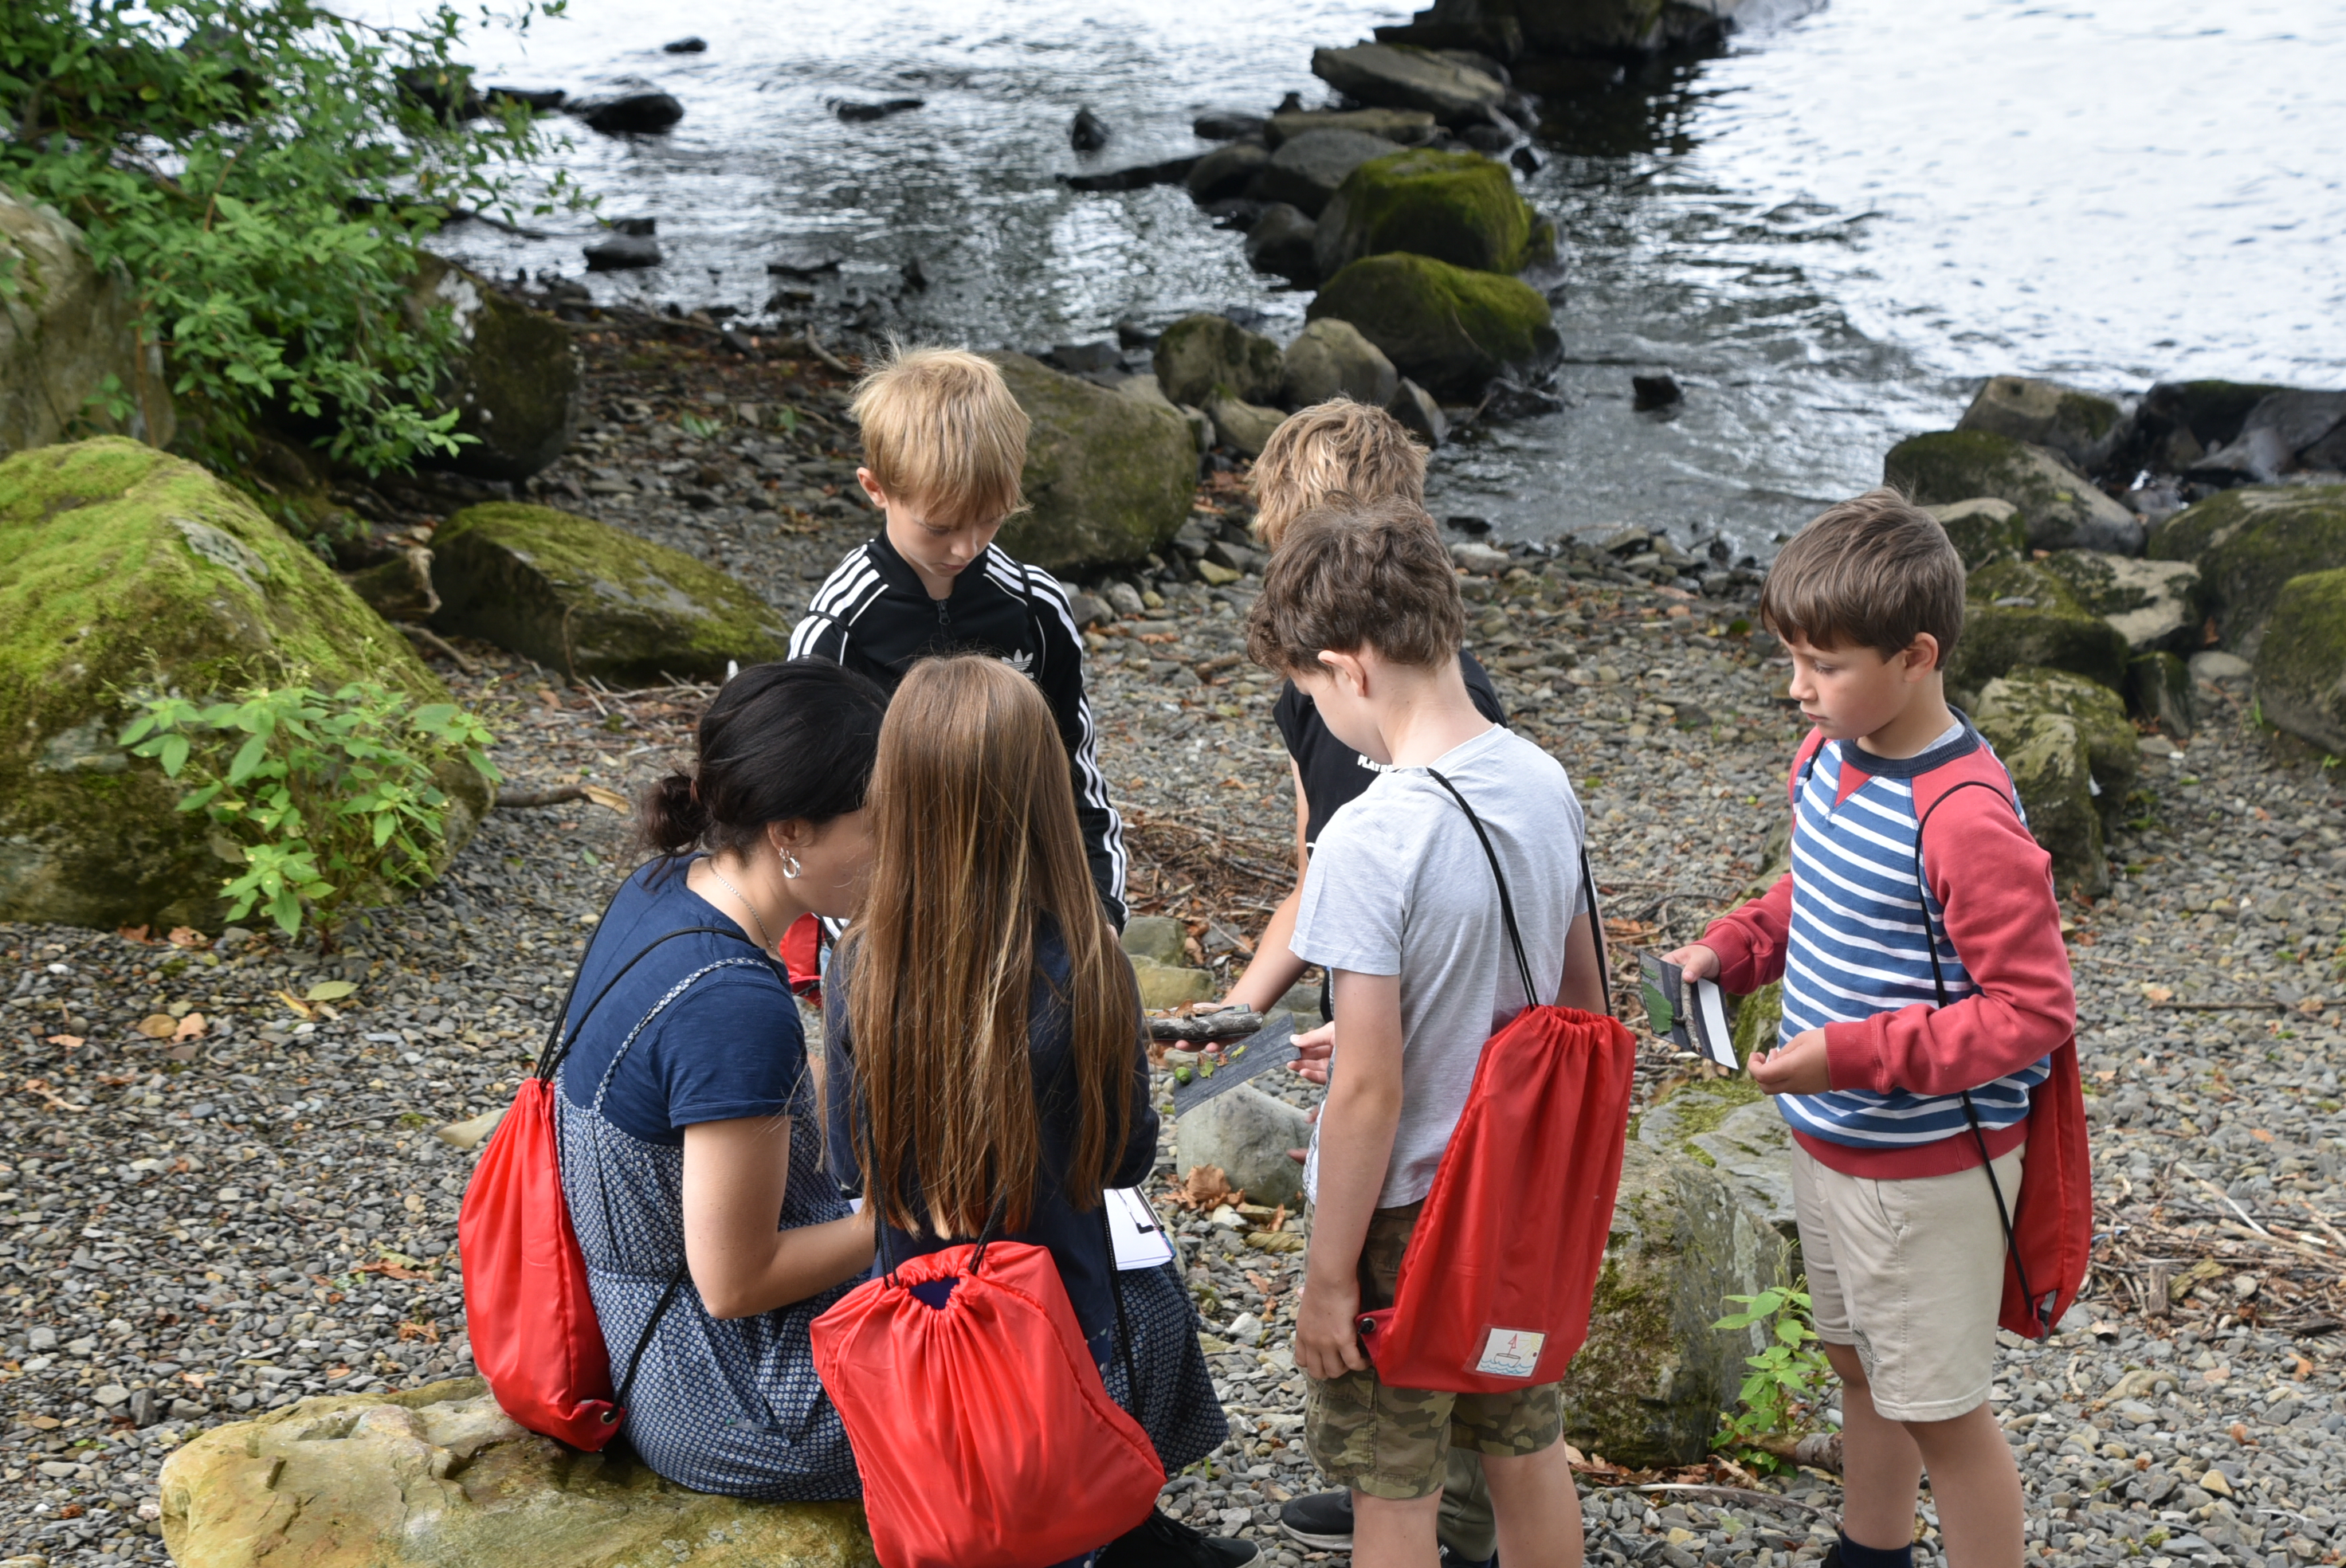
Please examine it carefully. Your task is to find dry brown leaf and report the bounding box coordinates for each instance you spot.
[2143,984,2175,1004]
[581,783,630,813]
[117,925,151,945]
[43,1034,84,1049]
[166,927,207,949]
[276,990,320,1021]
[171,1013,208,1043]
[135,1014,178,1039]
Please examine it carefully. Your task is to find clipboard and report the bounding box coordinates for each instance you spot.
[1104,1186,1175,1270]
[1638,952,1738,1072]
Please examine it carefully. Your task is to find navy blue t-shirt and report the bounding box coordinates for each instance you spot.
[557,860,808,1143]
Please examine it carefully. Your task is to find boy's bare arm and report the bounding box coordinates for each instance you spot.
[1222,762,1312,1015]
[1297,968,1403,1381]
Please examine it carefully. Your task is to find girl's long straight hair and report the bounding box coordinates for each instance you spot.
[843,654,1134,1236]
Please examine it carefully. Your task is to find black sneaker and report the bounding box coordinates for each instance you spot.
[1438,1548,1496,1568]
[1101,1509,1262,1568]
[1279,1490,1352,1550]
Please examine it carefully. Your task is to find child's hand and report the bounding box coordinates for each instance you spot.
[1750,1028,1830,1096]
[1295,1269,1368,1379]
[1288,1019,1334,1085]
[1661,943,1720,982]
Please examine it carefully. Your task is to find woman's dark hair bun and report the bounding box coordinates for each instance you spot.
[638,771,708,855]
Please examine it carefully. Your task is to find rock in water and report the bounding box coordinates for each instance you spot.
[662,35,708,53]
[987,353,1197,570]
[1177,1084,1312,1210]
[0,438,478,930]
[1244,202,1321,285]
[1193,110,1265,140]
[1564,1141,1791,1470]
[341,547,440,621]
[1314,148,1546,278]
[1386,378,1448,447]
[584,233,662,270]
[572,91,684,135]
[834,97,924,123]
[1309,253,1559,401]
[1956,375,2132,475]
[428,503,790,682]
[1253,129,1401,218]
[1309,43,1507,125]
[1265,108,1438,148]
[1972,666,2133,895]
[1069,105,1111,151]
[1152,314,1285,409]
[2039,550,2199,652]
[1924,497,2027,569]
[1947,559,2130,696]
[1884,430,2144,555]
[1281,319,1399,410]
[1630,373,1681,411]
[159,1380,872,1568]
[405,256,583,483]
[2254,569,2346,755]
[2147,484,2346,654]
[1185,143,1271,204]
[0,186,174,456]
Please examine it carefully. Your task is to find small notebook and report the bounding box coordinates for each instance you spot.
[1639,952,1738,1072]
[1104,1186,1175,1271]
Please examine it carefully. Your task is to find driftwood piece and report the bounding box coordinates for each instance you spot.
[1149,1009,1264,1043]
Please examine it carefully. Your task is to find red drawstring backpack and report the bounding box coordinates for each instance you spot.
[811,1217,1165,1568]
[1354,772,1639,1394]
[458,920,752,1448]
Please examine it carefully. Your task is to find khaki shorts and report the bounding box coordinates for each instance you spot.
[1303,1202,1563,1500]
[1789,1139,2025,1423]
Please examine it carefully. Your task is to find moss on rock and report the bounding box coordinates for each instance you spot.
[2145,484,2346,652]
[1308,253,1559,400]
[2125,650,2196,740]
[1925,497,2027,569]
[1151,314,1285,409]
[2253,568,2346,756]
[1956,375,2129,473]
[1313,148,1540,277]
[1885,430,2142,554]
[991,353,1198,570]
[1948,559,2130,695]
[2039,549,2199,651]
[1977,665,2137,808]
[1971,665,2123,896]
[0,437,459,930]
[406,256,582,483]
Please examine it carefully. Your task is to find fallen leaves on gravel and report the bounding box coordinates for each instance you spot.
[135,1013,178,1038]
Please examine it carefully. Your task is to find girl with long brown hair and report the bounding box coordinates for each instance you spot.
[824,654,1244,1568]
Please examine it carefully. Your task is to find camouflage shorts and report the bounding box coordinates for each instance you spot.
[1303,1201,1563,1500]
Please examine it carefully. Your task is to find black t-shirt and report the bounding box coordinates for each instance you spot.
[1272,650,1508,851]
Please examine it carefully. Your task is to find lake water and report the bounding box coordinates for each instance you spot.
[422,0,2346,558]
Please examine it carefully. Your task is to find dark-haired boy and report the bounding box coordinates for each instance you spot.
[1663,488,2075,1568]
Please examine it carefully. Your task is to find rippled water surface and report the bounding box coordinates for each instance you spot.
[422,0,2346,555]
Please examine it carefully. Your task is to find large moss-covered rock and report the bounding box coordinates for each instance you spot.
[1314,149,1545,277]
[1564,1141,1791,1471]
[1885,430,2143,554]
[406,255,582,483]
[1948,559,2130,696]
[991,352,1198,570]
[2146,484,2346,653]
[2254,569,2346,755]
[2126,650,2196,740]
[1265,108,1437,148]
[159,1379,874,1568]
[1635,1076,1794,1249]
[2132,378,2293,470]
[1309,43,1507,125]
[1956,375,2131,475]
[1,184,174,457]
[1977,666,2137,808]
[1203,391,1288,458]
[0,438,468,930]
[2039,549,2199,651]
[430,503,790,682]
[1309,253,1559,401]
[1253,129,1399,219]
[1152,315,1285,410]
[1281,318,1399,410]
[1925,497,2026,569]
[1972,665,2126,896]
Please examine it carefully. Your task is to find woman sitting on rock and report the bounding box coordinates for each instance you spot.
[556,658,883,1498]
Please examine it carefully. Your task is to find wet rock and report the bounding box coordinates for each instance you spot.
[1956,375,2133,476]
[1884,429,2144,555]
[1253,129,1399,219]
[1243,202,1320,285]
[2124,650,2196,740]
[160,1380,872,1567]
[989,352,1197,570]
[1265,108,1438,148]
[2147,483,2346,654]
[1950,559,2130,696]
[583,233,662,271]
[341,547,441,622]
[0,438,477,930]
[1386,377,1448,447]
[1204,393,1287,459]
[1152,314,1285,409]
[484,86,566,112]
[1192,110,1265,141]
[2191,391,2346,483]
[1309,43,1507,126]
[429,502,791,682]
[1176,1084,1311,1209]
[1310,252,1559,400]
[405,256,583,483]
[1186,143,1270,204]
[1061,155,1199,194]
[834,97,924,123]
[572,91,683,135]
[0,186,173,456]
[1069,106,1111,151]
[1314,148,1546,277]
[1925,496,2027,569]
[1631,374,1681,412]
[1974,666,2132,894]
[2131,378,2293,469]
[661,36,707,53]
[2253,568,2346,755]
[1281,318,1399,410]
[1458,0,1738,57]
[2039,550,2199,652]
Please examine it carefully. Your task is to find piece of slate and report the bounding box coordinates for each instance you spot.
[1169,1013,1297,1119]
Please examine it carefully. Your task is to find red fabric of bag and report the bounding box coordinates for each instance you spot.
[781,913,822,1000]
[2002,1037,2092,1337]
[1358,1002,1637,1394]
[457,1077,623,1449]
[811,1239,1164,1568]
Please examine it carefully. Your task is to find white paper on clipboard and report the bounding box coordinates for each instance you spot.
[1106,1186,1175,1270]
[1693,978,1736,1071]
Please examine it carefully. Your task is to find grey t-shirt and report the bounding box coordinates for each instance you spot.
[1290,724,1587,1209]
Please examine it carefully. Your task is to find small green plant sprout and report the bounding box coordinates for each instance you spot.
[121,680,499,939]
[677,410,723,441]
[1712,1282,1833,1469]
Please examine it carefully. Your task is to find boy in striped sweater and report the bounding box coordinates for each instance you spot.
[1664,490,2074,1568]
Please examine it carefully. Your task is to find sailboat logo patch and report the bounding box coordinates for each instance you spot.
[1475,1327,1545,1378]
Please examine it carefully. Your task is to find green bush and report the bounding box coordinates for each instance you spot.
[121,680,499,936]
[1712,1283,1832,1468]
[1,0,577,474]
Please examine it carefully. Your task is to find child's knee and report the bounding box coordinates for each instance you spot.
[1822,1339,1871,1390]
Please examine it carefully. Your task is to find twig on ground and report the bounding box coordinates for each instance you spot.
[802,327,856,375]
[395,622,479,675]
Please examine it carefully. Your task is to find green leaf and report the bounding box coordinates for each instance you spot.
[226,731,269,785]
[304,979,358,1001]
[159,734,190,776]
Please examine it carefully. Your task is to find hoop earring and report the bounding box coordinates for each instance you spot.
[779,849,802,880]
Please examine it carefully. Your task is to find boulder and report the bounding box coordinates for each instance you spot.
[1730,979,1782,1064]
[1948,562,2130,698]
[0,184,173,457]
[2254,569,2346,756]
[1309,44,1508,125]
[2189,391,2346,484]
[1243,202,1322,285]
[1884,430,2143,555]
[1956,375,2132,475]
[572,90,684,135]
[1438,0,1740,57]
[341,547,440,621]
[1281,319,1400,410]
[1120,914,1189,967]
[2038,550,2199,652]
[406,256,583,484]
[1977,666,2137,809]
[0,438,474,931]
[1265,108,1438,148]
[1177,1084,1311,1209]
[2146,484,2346,654]
[584,233,662,270]
[1253,129,1400,218]
[159,1379,871,1568]
[1563,1141,1791,1471]
[1972,666,2128,895]
[990,352,1198,570]
[1152,314,1285,409]
[2131,379,2293,470]
[1204,392,1287,459]
[1386,378,1448,447]
[1132,956,1215,1009]
[1314,149,1545,277]
[1308,253,1559,400]
[1925,497,2026,569]
[428,503,790,682]
[1187,143,1270,204]
[2125,651,2196,741]
[1634,1076,1794,1247]
[1194,110,1265,141]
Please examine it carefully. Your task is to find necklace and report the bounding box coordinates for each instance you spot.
[704,860,777,956]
